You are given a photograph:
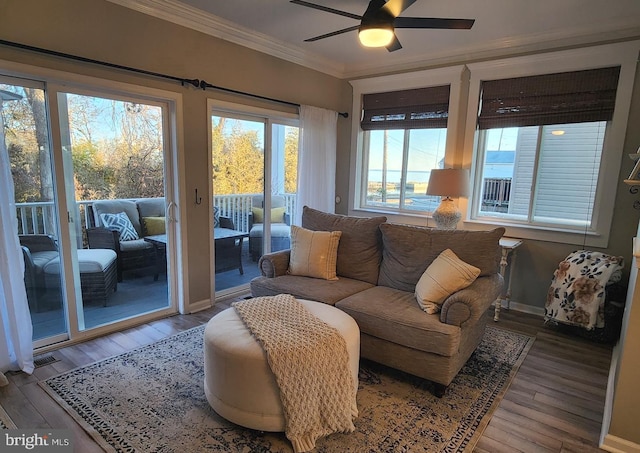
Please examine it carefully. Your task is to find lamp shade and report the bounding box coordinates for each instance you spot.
[426,168,470,198]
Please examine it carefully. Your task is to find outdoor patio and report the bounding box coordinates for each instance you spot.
[30,241,260,340]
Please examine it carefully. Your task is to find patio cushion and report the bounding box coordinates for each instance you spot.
[136,197,165,218]
[43,249,117,274]
[249,224,291,238]
[30,250,59,272]
[118,238,154,252]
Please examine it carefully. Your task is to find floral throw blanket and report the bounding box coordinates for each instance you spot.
[545,250,624,330]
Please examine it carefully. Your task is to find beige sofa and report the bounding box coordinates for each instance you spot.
[250,207,505,396]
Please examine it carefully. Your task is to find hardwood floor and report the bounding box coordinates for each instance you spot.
[1,301,612,452]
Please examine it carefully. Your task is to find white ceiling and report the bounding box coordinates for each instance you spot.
[111,0,640,79]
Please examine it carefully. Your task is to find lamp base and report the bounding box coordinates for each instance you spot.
[432,197,461,230]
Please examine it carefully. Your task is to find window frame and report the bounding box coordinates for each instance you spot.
[349,66,466,220]
[461,42,638,247]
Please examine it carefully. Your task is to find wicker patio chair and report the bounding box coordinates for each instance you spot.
[19,234,59,312]
[86,227,157,282]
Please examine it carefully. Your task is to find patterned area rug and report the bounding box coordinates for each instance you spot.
[41,325,533,452]
[0,404,16,429]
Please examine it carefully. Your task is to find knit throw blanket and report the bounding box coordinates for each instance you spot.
[545,250,624,330]
[233,295,357,452]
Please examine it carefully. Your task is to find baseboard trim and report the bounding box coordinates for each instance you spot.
[185,298,213,314]
[494,300,545,317]
[601,434,640,453]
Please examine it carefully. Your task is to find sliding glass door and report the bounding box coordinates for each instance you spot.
[210,103,299,294]
[1,73,178,348]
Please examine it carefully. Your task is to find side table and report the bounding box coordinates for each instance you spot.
[494,237,523,321]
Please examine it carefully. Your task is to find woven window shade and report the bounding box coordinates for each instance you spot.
[361,85,450,130]
[477,66,620,130]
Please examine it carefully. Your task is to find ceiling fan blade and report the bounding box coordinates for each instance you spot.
[386,34,403,52]
[304,25,360,42]
[290,0,361,21]
[382,0,417,18]
[395,17,475,29]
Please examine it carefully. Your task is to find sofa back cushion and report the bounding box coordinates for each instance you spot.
[302,206,387,285]
[136,197,166,218]
[378,224,505,292]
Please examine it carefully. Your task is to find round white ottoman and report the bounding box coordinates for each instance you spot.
[204,299,360,432]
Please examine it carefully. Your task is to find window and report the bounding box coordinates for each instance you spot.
[349,66,465,216]
[471,67,620,230]
[360,85,451,213]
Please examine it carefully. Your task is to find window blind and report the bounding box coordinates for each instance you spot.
[361,85,450,130]
[477,66,620,130]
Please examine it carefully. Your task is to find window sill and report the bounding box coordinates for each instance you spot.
[349,208,608,247]
[462,218,607,248]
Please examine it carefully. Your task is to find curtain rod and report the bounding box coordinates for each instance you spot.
[0,39,348,118]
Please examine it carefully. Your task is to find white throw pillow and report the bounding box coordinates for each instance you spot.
[415,248,481,314]
[100,212,139,241]
[288,225,341,280]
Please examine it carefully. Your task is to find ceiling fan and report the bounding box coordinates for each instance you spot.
[290,0,474,52]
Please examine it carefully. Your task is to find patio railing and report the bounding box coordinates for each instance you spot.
[481,178,512,212]
[16,194,297,238]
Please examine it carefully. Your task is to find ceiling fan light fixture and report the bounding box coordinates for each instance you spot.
[358,25,394,47]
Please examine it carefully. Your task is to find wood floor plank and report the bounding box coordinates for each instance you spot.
[533,392,603,423]
[513,374,605,410]
[492,406,601,449]
[482,424,557,453]
[488,414,563,451]
[503,391,602,440]
[19,382,104,453]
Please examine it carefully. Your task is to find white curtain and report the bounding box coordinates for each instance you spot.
[0,112,34,381]
[295,105,338,225]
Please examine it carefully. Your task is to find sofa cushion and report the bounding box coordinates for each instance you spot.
[100,212,139,241]
[302,206,387,285]
[415,249,480,314]
[136,197,165,218]
[250,275,375,306]
[288,225,341,280]
[378,224,504,292]
[336,286,461,357]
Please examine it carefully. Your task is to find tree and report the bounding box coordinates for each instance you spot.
[211,117,264,195]
[284,128,298,194]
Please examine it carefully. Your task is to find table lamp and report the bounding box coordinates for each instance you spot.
[426,168,470,230]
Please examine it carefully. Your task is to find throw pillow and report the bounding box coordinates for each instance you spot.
[288,225,342,281]
[415,248,481,314]
[100,212,139,241]
[143,216,166,236]
[252,207,286,224]
[213,206,221,228]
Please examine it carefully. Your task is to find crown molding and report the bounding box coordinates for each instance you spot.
[344,18,640,79]
[105,0,346,78]
[107,0,640,80]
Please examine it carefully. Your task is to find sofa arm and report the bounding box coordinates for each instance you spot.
[258,250,291,278]
[439,273,504,327]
